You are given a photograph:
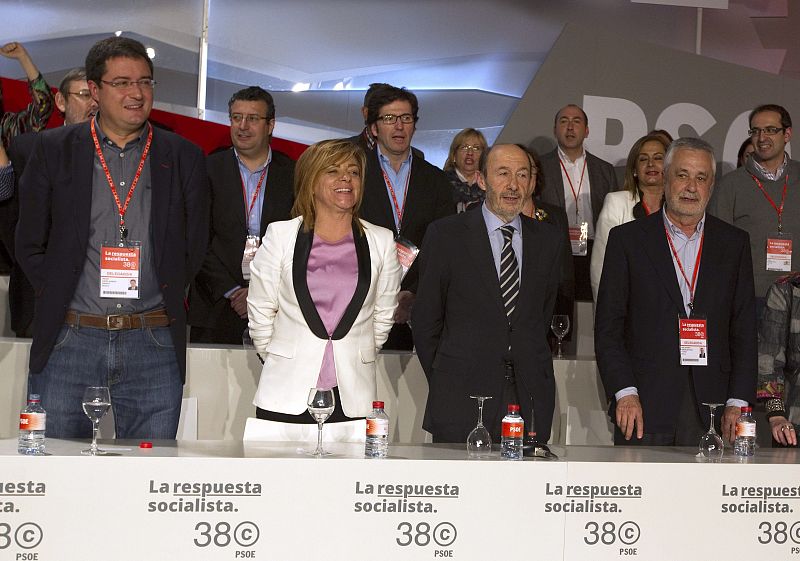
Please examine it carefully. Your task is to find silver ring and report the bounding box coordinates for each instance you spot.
[781,426,787,431]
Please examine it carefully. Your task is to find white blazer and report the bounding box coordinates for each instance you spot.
[590,190,639,302]
[247,217,401,418]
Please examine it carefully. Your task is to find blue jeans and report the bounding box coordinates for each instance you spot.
[29,324,183,439]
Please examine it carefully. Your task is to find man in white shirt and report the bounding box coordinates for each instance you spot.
[538,104,617,301]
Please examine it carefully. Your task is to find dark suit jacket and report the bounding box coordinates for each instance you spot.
[15,121,210,381]
[188,147,294,341]
[537,148,617,224]
[594,210,757,434]
[360,147,454,294]
[3,132,37,336]
[413,208,564,443]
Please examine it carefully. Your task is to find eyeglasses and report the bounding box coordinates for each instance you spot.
[378,113,415,125]
[748,126,785,137]
[230,113,270,125]
[68,90,92,100]
[458,144,483,153]
[100,79,157,90]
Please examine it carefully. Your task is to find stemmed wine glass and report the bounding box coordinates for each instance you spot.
[81,386,111,456]
[467,396,493,459]
[699,402,725,461]
[550,315,570,359]
[307,388,335,457]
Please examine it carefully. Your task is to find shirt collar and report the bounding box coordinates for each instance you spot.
[481,202,522,234]
[662,208,705,239]
[92,114,147,148]
[234,146,272,173]
[557,145,586,165]
[377,144,412,169]
[751,152,788,181]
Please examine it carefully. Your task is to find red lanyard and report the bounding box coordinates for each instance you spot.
[381,166,411,232]
[664,222,704,310]
[90,119,153,239]
[751,174,789,232]
[559,156,587,218]
[641,199,655,216]
[241,166,268,222]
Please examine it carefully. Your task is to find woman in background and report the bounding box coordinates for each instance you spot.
[590,133,668,301]
[443,128,488,212]
[248,139,401,422]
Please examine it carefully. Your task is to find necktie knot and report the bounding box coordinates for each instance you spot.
[500,225,515,242]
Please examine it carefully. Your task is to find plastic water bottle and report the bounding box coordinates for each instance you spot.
[501,404,524,460]
[18,394,46,455]
[734,406,756,458]
[365,401,389,458]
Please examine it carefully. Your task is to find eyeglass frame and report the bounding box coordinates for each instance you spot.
[99,79,157,90]
[376,113,417,125]
[67,90,93,100]
[748,126,786,137]
[458,144,484,153]
[229,113,272,125]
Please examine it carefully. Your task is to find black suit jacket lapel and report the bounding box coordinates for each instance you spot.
[364,148,396,232]
[149,126,171,269]
[586,152,605,223]
[222,150,248,235]
[691,217,717,315]
[73,125,95,251]
[545,151,567,209]
[397,156,417,238]
[517,216,542,320]
[292,221,371,341]
[259,152,290,236]
[643,210,687,315]
[464,209,506,317]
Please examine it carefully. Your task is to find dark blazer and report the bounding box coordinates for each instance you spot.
[188,147,294,341]
[360,147,454,294]
[413,208,564,443]
[2,132,37,336]
[594,210,757,434]
[537,148,617,226]
[534,200,575,323]
[15,121,210,381]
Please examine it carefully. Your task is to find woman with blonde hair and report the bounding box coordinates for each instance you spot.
[590,133,668,301]
[247,139,401,422]
[444,128,488,212]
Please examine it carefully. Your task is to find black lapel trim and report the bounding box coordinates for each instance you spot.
[292,221,371,341]
[292,223,328,339]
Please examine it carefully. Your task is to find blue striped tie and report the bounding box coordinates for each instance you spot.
[499,225,519,319]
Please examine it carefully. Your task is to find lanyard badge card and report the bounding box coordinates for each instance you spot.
[100,239,141,299]
[395,235,419,281]
[242,235,260,281]
[569,222,588,257]
[766,232,792,272]
[678,314,708,366]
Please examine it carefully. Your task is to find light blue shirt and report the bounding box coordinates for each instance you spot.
[235,148,272,237]
[377,146,412,232]
[481,203,523,279]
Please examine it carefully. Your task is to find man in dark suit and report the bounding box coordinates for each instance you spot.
[538,104,617,300]
[4,68,98,338]
[414,144,564,443]
[188,86,294,344]
[15,37,209,439]
[595,137,756,446]
[359,85,454,350]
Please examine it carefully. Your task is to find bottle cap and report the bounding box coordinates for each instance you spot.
[508,404,520,413]
[372,401,384,409]
[139,441,153,449]
[28,394,41,402]
[741,406,753,413]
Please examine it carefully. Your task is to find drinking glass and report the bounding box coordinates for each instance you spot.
[550,315,570,359]
[81,386,111,456]
[467,396,493,459]
[307,388,335,457]
[699,402,725,461]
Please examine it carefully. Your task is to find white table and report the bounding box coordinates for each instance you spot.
[2,438,799,560]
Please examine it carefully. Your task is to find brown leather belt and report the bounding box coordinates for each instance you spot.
[64,309,170,330]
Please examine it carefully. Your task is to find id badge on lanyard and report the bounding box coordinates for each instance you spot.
[395,235,419,280]
[766,232,792,272]
[242,235,260,281]
[678,315,707,366]
[100,240,141,299]
[569,222,588,256]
